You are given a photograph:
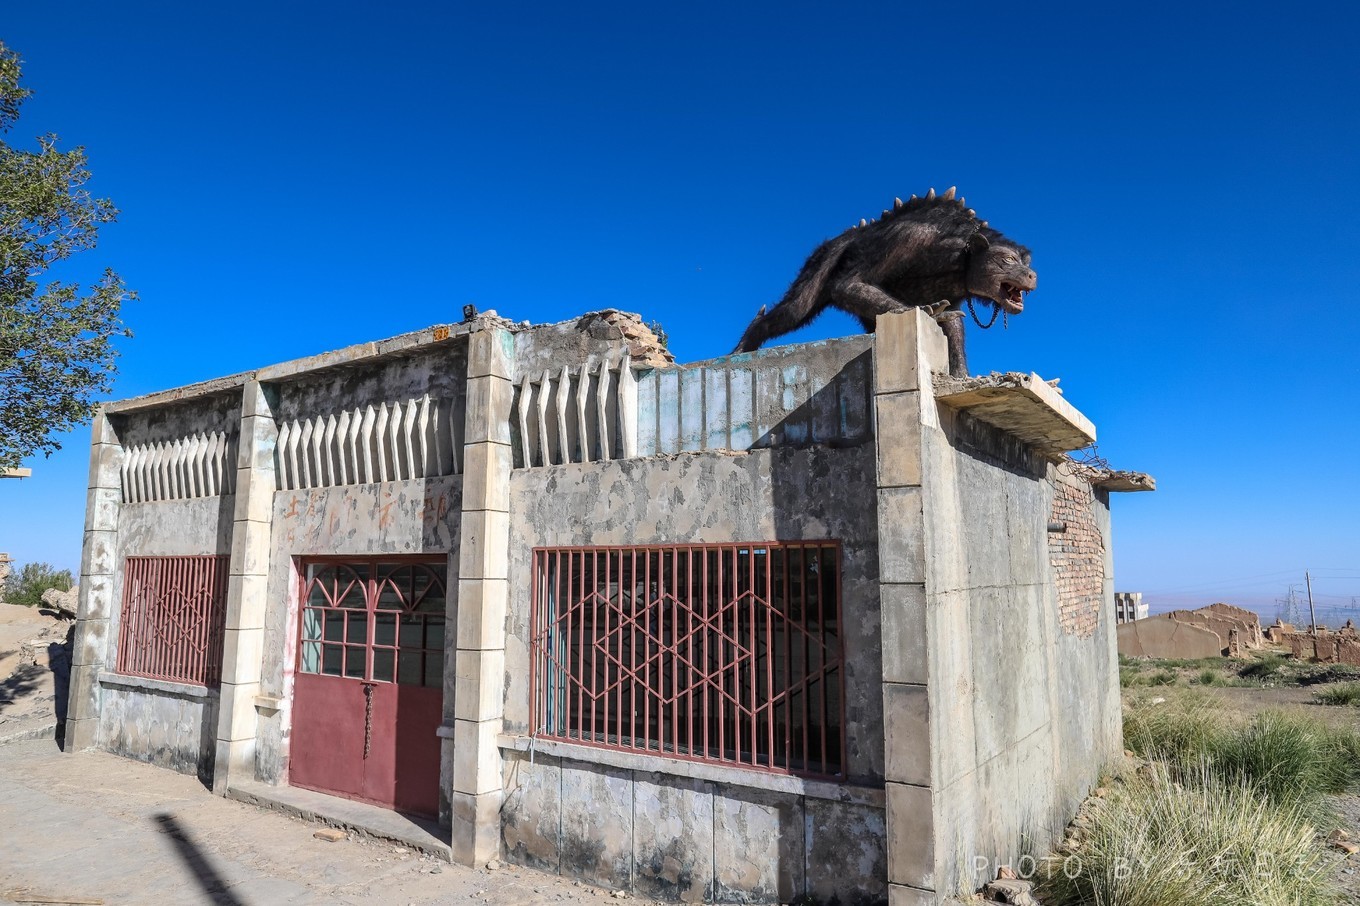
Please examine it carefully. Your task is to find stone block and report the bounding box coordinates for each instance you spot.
[468,328,514,381]
[883,683,931,787]
[464,376,513,445]
[805,798,887,903]
[454,649,505,722]
[452,717,503,796]
[559,759,633,888]
[86,442,122,492]
[877,488,926,584]
[72,618,109,668]
[233,466,277,524]
[65,716,98,751]
[461,442,512,513]
[874,310,930,394]
[228,529,271,578]
[236,416,279,473]
[240,380,272,420]
[875,393,924,488]
[880,584,928,685]
[888,883,937,906]
[713,787,804,903]
[451,789,504,866]
[216,680,261,743]
[76,574,116,623]
[224,573,271,631]
[82,486,122,533]
[886,782,934,889]
[220,627,265,686]
[79,530,117,579]
[501,752,562,871]
[459,509,510,580]
[67,664,100,722]
[633,775,714,902]
[456,578,509,651]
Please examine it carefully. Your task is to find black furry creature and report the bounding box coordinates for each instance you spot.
[733,188,1036,377]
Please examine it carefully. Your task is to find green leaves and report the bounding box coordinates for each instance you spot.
[0,41,133,469]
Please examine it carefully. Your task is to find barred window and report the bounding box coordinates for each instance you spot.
[116,556,229,687]
[529,543,844,777]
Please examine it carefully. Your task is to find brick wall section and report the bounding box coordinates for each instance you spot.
[1050,479,1104,638]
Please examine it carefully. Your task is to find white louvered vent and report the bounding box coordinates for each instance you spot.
[275,395,462,490]
[120,432,239,503]
[513,355,638,468]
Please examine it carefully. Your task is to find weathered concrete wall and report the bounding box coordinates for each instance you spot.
[921,410,1121,896]
[271,344,469,424]
[636,337,873,455]
[501,751,884,904]
[98,679,219,782]
[501,445,884,901]
[254,476,463,784]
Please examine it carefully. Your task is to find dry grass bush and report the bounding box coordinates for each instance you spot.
[1036,762,1337,906]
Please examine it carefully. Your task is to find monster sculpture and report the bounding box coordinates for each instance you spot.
[733,188,1036,377]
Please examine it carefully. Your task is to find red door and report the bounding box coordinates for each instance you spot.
[290,560,446,818]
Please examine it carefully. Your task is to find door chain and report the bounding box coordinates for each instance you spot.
[362,682,375,759]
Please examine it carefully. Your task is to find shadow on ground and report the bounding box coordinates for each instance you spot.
[154,812,248,906]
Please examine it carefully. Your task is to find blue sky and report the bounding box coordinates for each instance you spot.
[3,3,1358,619]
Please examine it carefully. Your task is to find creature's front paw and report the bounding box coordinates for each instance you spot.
[923,300,952,317]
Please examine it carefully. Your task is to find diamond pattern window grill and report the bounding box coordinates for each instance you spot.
[530,543,844,778]
[115,556,229,687]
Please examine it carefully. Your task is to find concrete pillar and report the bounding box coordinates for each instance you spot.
[448,326,513,865]
[212,380,277,793]
[874,310,946,904]
[67,410,123,751]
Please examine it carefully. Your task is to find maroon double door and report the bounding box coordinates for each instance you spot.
[290,559,446,818]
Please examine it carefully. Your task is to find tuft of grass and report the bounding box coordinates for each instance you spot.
[1238,654,1289,684]
[1124,696,1360,810]
[1147,669,1179,686]
[1037,763,1338,906]
[1195,668,1224,686]
[1312,682,1360,705]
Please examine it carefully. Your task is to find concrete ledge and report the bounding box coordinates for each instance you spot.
[226,779,451,860]
[1086,468,1156,492]
[99,671,218,701]
[0,722,58,746]
[498,734,885,807]
[934,372,1095,456]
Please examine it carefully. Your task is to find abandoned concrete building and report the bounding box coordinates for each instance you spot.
[68,307,1149,905]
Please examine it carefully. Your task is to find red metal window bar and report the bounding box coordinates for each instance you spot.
[297,559,446,687]
[115,555,229,687]
[529,543,845,778]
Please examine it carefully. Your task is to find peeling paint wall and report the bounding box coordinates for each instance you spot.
[255,475,463,783]
[922,407,1121,894]
[501,752,885,904]
[98,683,219,783]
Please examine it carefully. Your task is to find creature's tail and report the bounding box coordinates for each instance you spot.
[732,235,849,353]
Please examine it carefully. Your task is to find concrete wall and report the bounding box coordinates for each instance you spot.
[874,311,1122,904]
[500,445,886,901]
[98,678,219,782]
[501,751,886,904]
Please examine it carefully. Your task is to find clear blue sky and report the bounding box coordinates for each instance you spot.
[3,3,1358,620]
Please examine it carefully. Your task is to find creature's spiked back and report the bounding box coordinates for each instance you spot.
[849,186,986,230]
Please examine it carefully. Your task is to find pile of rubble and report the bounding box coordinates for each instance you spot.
[1116,602,1264,659]
[1279,620,1360,666]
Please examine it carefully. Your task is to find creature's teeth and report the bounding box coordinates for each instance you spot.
[943,186,956,200]
[894,197,903,208]
[926,188,936,199]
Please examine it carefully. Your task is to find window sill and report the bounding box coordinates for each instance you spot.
[496,733,884,807]
[98,671,218,701]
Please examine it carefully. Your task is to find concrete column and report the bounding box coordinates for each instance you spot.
[67,410,123,751]
[448,326,513,865]
[212,380,277,793]
[874,310,945,905]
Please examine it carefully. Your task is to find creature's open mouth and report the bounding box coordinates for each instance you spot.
[999,282,1026,313]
